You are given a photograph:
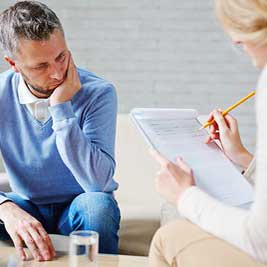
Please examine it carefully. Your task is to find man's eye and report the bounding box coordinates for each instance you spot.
[59,55,66,62]
[33,65,46,71]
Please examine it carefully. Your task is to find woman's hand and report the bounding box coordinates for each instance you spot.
[205,109,253,169]
[150,150,195,204]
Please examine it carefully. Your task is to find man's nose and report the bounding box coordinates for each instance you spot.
[49,64,64,80]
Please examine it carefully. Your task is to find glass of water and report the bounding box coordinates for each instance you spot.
[69,230,99,267]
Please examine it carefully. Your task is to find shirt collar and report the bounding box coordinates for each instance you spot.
[18,75,49,104]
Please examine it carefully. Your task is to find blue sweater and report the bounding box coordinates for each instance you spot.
[0,68,118,205]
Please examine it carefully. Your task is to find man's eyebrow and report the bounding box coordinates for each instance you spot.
[32,51,67,68]
[55,51,66,61]
[33,62,49,68]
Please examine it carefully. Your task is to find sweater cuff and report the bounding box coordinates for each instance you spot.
[177,186,222,223]
[0,194,10,205]
[177,186,204,216]
[49,101,75,122]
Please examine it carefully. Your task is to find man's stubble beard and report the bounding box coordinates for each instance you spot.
[19,70,55,98]
[26,82,56,98]
[19,69,67,98]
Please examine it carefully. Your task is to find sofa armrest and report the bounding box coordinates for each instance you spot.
[0,172,11,192]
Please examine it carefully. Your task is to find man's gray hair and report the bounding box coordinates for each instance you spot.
[0,1,64,57]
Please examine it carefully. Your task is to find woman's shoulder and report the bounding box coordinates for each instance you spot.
[256,67,267,127]
[257,67,267,92]
[256,67,267,106]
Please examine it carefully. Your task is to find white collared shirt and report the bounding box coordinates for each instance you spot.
[18,75,50,122]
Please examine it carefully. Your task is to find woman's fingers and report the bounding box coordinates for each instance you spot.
[211,132,220,139]
[205,110,238,145]
[206,124,220,143]
[206,108,223,123]
[150,150,193,182]
[213,110,229,132]
[206,111,215,122]
[209,123,219,134]
[150,149,172,169]
[224,114,238,132]
[205,136,212,144]
[176,157,192,173]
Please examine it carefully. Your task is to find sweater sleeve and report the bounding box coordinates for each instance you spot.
[0,193,9,205]
[49,85,117,192]
[178,69,267,263]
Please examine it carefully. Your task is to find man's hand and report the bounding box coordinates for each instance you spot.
[50,52,81,106]
[150,150,195,204]
[0,201,56,261]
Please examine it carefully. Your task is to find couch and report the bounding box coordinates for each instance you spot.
[0,114,163,256]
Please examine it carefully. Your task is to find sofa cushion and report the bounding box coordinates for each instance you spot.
[0,173,10,192]
[114,114,162,255]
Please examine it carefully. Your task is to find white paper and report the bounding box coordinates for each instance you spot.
[131,108,254,207]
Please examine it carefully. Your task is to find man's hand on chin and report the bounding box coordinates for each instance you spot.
[50,52,81,106]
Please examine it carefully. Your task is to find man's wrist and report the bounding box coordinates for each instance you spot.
[48,101,75,124]
[50,98,69,107]
[0,200,14,222]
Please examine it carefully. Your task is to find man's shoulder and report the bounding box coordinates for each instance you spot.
[0,69,18,94]
[77,68,116,95]
[76,68,117,106]
[74,68,117,113]
[0,69,17,83]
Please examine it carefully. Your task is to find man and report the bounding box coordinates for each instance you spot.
[0,1,120,262]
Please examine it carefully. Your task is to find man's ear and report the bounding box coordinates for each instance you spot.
[4,56,19,72]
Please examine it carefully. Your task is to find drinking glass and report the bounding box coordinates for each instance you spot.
[69,230,99,267]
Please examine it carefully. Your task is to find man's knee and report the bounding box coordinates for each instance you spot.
[69,192,120,254]
[70,192,120,226]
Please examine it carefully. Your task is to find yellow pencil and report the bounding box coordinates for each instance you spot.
[199,90,256,130]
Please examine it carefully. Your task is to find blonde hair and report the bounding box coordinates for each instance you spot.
[215,0,267,45]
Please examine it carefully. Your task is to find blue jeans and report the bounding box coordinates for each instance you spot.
[0,192,121,254]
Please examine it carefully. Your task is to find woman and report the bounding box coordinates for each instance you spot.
[149,0,267,266]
